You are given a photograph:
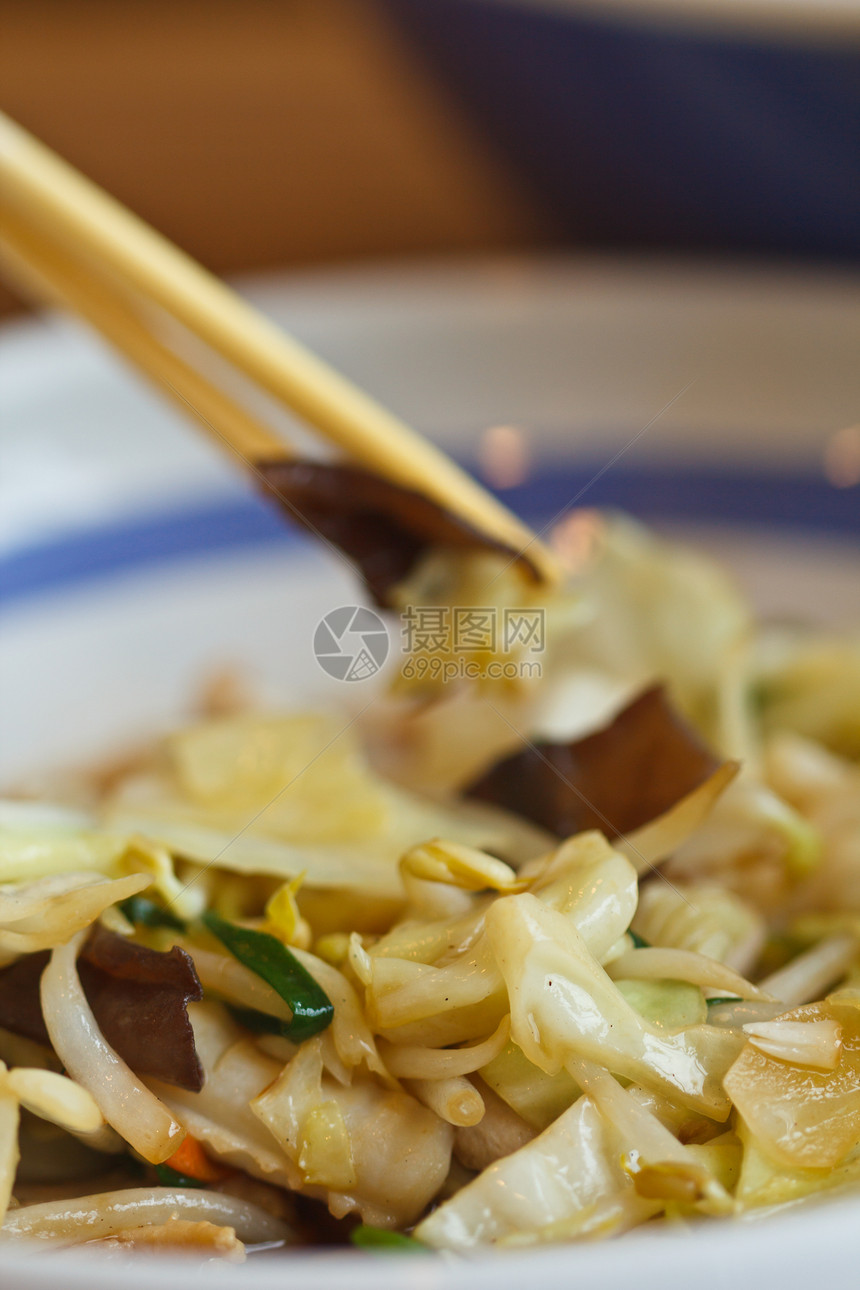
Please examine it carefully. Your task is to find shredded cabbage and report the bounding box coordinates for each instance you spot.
[486,894,737,1117]
[725,998,860,1168]
[0,507,858,1256]
[416,1093,655,1249]
[251,1035,453,1227]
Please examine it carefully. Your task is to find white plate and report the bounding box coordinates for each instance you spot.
[3,254,860,553]
[1,256,859,1286]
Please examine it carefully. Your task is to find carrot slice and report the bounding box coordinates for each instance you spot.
[164,1134,229,1183]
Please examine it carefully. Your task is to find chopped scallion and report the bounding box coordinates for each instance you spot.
[226,1004,287,1036]
[155,1163,205,1189]
[203,912,333,1042]
[350,1224,426,1252]
[119,895,185,931]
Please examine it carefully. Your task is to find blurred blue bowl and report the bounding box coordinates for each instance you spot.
[385,0,860,259]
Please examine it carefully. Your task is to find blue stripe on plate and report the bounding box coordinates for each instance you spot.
[0,497,293,610]
[1,464,856,610]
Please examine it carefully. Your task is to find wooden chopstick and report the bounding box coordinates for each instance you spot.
[0,112,560,583]
[0,210,292,467]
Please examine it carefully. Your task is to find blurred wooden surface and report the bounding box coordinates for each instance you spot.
[0,0,551,317]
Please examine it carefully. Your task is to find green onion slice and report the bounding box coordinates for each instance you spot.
[226,1004,288,1037]
[203,912,333,1042]
[350,1224,426,1252]
[155,1163,205,1189]
[119,895,186,931]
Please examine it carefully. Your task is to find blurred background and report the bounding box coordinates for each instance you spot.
[0,0,552,318]
[2,0,858,321]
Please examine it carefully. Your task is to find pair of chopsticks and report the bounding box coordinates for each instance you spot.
[0,112,559,584]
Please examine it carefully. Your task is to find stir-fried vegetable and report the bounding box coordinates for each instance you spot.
[119,894,186,932]
[203,914,334,1043]
[350,1224,426,1252]
[0,507,858,1259]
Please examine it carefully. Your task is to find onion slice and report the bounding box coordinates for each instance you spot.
[758,934,859,1007]
[40,930,184,1163]
[0,1187,292,1246]
[606,946,767,1001]
[742,1018,843,1070]
[0,873,148,955]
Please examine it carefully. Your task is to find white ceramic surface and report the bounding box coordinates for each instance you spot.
[3,255,860,554]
